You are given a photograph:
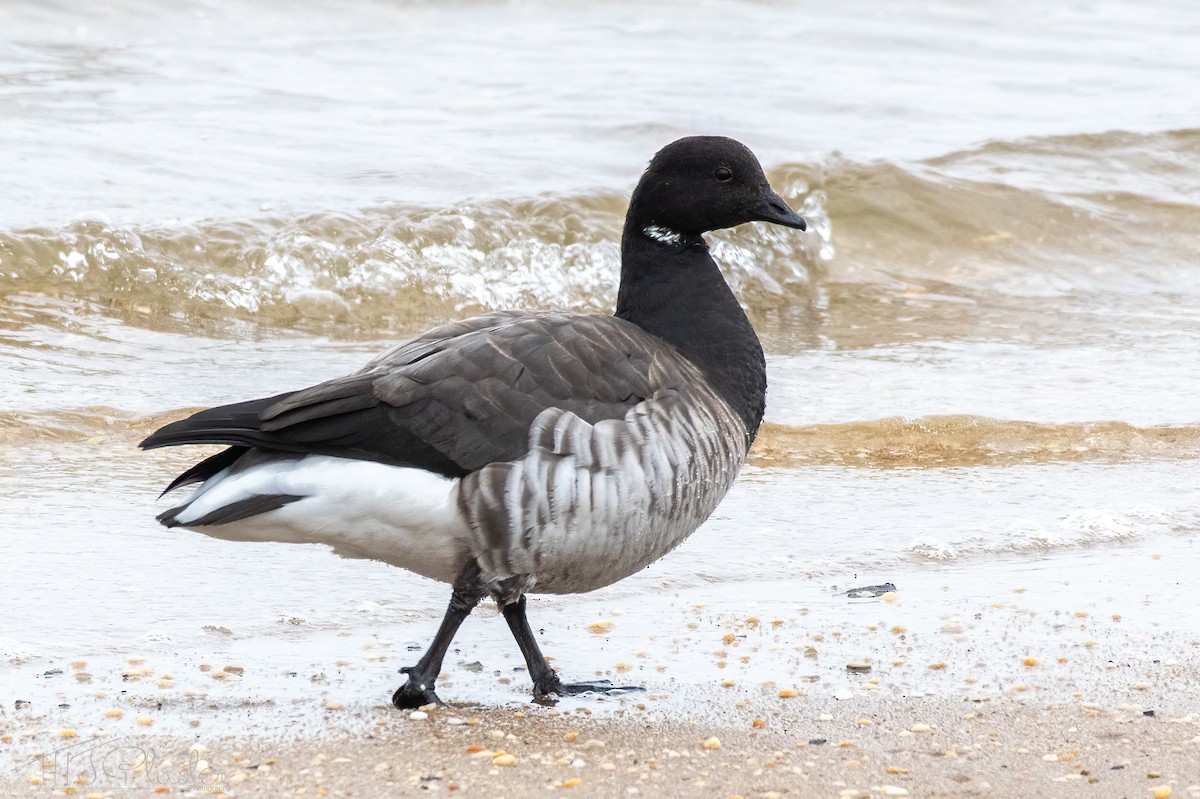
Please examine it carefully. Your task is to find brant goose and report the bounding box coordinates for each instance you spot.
[141,136,806,707]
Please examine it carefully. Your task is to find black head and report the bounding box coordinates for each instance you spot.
[626,136,807,237]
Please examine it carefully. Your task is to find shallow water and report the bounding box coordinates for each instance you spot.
[2,0,1198,731]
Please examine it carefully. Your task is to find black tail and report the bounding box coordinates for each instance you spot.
[142,394,291,499]
[139,392,294,451]
[158,446,248,497]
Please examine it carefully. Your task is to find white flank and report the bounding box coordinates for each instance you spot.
[171,455,469,583]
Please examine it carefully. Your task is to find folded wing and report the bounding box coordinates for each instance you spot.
[140,312,698,481]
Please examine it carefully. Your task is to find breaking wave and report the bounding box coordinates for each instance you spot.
[3,129,1197,335]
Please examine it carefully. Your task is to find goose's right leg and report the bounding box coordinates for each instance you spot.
[500,595,644,702]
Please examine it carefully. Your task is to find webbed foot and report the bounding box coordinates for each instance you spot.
[533,676,644,702]
[391,666,443,709]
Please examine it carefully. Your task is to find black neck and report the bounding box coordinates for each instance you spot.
[614,223,767,442]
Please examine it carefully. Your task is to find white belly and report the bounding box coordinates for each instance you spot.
[170,455,471,584]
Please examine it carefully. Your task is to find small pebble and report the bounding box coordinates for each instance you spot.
[1153,788,1172,799]
[493,754,517,766]
[701,737,722,750]
[587,621,615,635]
[910,724,931,733]
[778,689,799,698]
[410,711,428,720]
[563,777,583,788]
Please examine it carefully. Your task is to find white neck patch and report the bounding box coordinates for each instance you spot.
[642,224,685,247]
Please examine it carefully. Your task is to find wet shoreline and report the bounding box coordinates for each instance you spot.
[6,577,1200,796]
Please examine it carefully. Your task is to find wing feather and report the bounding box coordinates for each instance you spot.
[141,312,702,482]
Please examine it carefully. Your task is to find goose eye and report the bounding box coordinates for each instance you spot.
[715,166,733,182]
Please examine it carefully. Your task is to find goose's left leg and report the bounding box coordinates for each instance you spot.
[392,566,484,709]
[500,595,644,701]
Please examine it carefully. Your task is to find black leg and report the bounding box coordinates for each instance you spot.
[392,567,484,709]
[500,595,644,702]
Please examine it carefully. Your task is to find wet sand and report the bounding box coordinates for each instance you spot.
[6,567,1200,797]
[4,443,1200,796]
[5,680,1200,797]
[4,431,1199,797]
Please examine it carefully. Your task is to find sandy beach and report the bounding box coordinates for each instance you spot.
[5,675,1200,797]
[6,552,1200,797]
[5,439,1200,798]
